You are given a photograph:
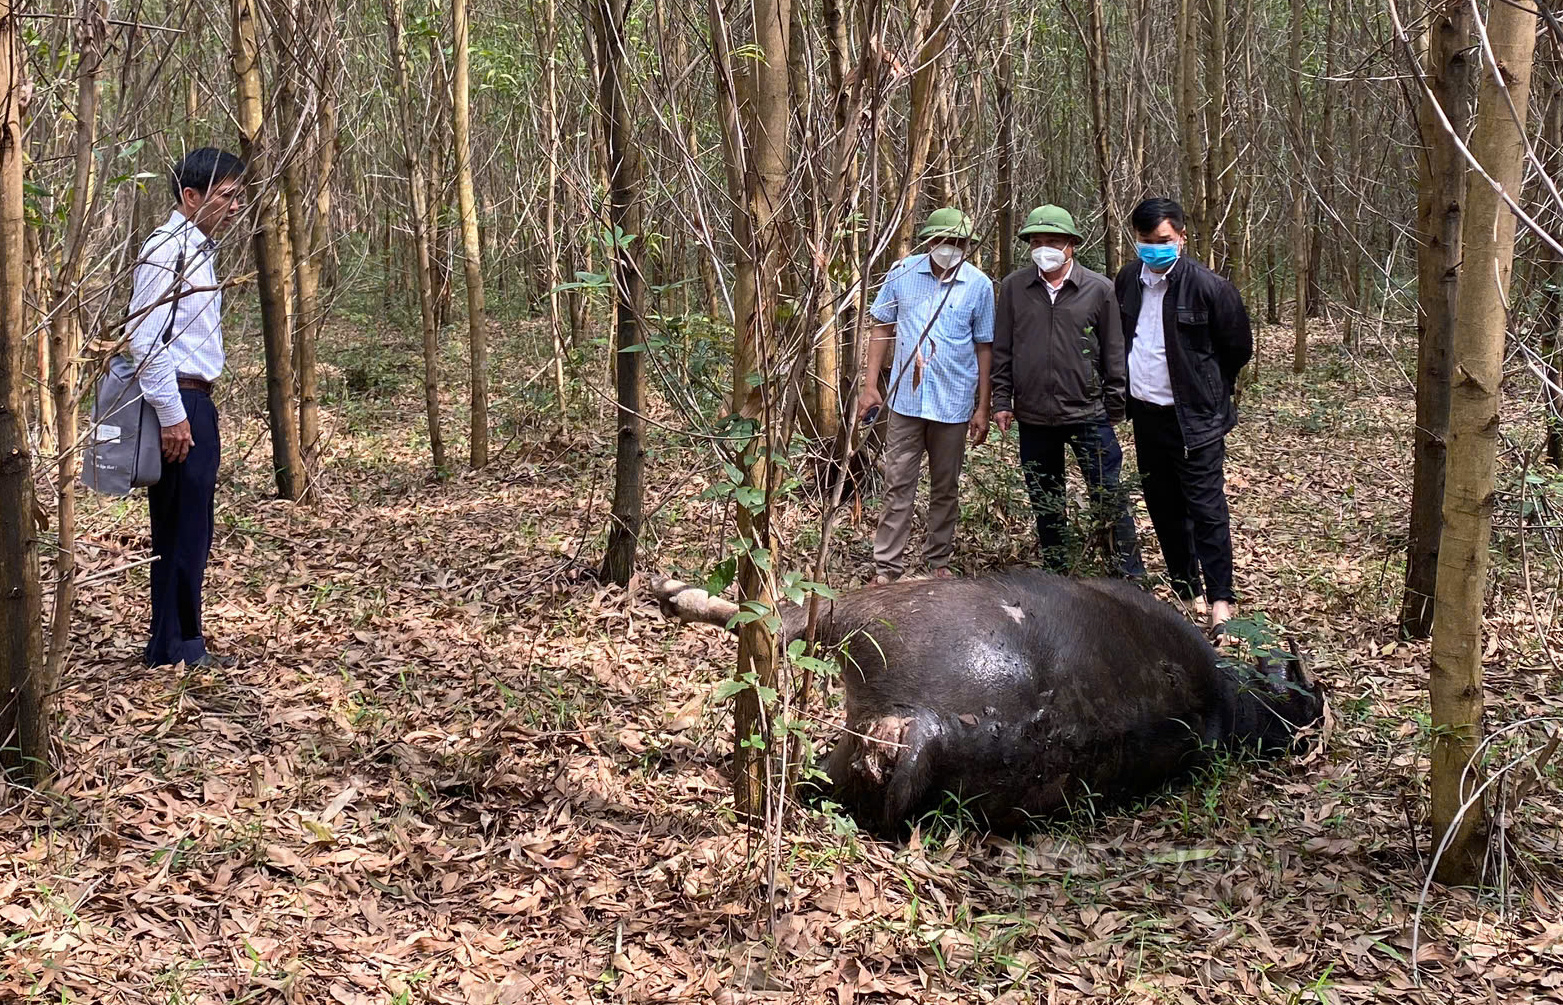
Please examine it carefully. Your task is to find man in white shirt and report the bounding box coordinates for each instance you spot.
[1114,199,1253,634]
[129,148,246,667]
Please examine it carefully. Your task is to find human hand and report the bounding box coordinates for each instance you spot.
[161,419,193,463]
[858,386,883,422]
[969,411,990,446]
[993,410,1014,434]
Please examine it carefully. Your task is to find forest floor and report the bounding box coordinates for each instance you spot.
[3,308,1562,1004]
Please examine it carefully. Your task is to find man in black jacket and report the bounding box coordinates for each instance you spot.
[993,205,1143,577]
[1115,198,1253,632]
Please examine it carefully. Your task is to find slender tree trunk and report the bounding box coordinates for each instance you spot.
[1177,0,1205,252]
[596,0,645,587]
[233,0,305,499]
[1288,0,1308,373]
[544,0,569,426]
[0,0,46,779]
[727,0,792,821]
[44,0,106,717]
[1402,3,1473,638]
[1071,0,1117,275]
[891,0,945,260]
[303,7,337,475]
[273,0,322,499]
[385,0,446,474]
[1541,60,1563,466]
[994,4,1015,275]
[452,0,489,467]
[1429,0,1536,885]
[1205,0,1230,271]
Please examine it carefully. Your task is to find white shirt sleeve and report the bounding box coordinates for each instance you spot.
[126,231,188,427]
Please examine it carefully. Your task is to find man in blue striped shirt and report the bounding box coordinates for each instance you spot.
[858,208,995,585]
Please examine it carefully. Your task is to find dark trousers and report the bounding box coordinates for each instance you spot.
[146,388,220,666]
[1017,421,1145,578]
[1129,399,1235,603]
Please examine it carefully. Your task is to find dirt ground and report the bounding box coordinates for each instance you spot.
[2,316,1561,1003]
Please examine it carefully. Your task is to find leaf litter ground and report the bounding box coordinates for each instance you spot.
[3,318,1562,1004]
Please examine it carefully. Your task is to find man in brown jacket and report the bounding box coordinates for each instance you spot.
[992,205,1144,577]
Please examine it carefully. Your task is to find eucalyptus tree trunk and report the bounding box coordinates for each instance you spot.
[234,0,305,499]
[994,4,1015,275]
[595,0,646,588]
[1071,0,1117,275]
[453,0,490,468]
[303,8,338,473]
[543,0,569,426]
[1429,0,1536,886]
[1401,2,1473,639]
[727,0,792,822]
[891,0,946,260]
[1176,0,1205,254]
[385,0,446,474]
[1288,0,1308,373]
[1542,59,1563,467]
[0,0,47,779]
[44,0,107,713]
[273,0,323,496]
[1205,0,1230,272]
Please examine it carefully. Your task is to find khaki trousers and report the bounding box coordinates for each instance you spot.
[873,410,969,576]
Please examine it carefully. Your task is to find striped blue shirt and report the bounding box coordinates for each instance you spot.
[869,254,995,424]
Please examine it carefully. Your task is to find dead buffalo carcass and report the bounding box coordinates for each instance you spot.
[653,569,1324,833]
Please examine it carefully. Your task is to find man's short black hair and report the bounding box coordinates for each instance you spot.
[169,147,246,202]
[1131,198,1186,236]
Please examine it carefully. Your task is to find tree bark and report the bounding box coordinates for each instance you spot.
[44,0,107,720]
[453,0,489,468]
[596,0,645,588]
[1288,0,1308,373]
[385,0,446,474]
[890,0,946,260]
[1428,0,1535,885]
[994,4,1015,276]
[726,0,792,822]
[273,0,323,499]
[233,0,305,499]
[543,0,569,426]
[1402,2,1473,638]
[0,0,47,779]
[1177,0,1205,254]
[1070,0,1117,275]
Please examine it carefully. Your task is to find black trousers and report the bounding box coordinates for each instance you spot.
[146,388,220,666]
[1017,420,1145,578]
[1129,399,1235,603]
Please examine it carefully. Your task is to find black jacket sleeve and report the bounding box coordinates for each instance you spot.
[1098,281,1126,423]
[992,277,1014,415]
[1211,276,1253,388]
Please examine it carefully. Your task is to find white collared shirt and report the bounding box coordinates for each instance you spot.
[1040,260,1074,303]
[1128,261,1176,406]
[127,210,225,427]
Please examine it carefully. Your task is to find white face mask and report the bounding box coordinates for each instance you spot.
[929,244,964,270]
[1032,245,1069,274]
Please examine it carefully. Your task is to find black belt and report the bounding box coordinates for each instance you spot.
[1129,397,1175,413]
[177,377,214,395]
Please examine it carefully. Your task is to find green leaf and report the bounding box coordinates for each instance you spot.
[734,486,766,512]
[713,678,748,702]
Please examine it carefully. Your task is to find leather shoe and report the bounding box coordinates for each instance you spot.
[190,652,238,669]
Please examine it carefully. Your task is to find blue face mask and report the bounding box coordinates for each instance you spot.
[1136,242,1180,270]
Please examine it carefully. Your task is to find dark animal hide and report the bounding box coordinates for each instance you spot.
[653,569,1325,834]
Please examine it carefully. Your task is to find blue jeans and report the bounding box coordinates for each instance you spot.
[1017,420,1145,578]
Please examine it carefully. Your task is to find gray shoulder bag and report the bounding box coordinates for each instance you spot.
[82,242,186,496]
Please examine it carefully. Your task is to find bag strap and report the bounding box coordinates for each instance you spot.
[161,244,187,346]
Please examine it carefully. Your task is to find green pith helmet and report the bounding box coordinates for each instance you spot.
[918,206,976,242]
[1018,204,1084,242]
